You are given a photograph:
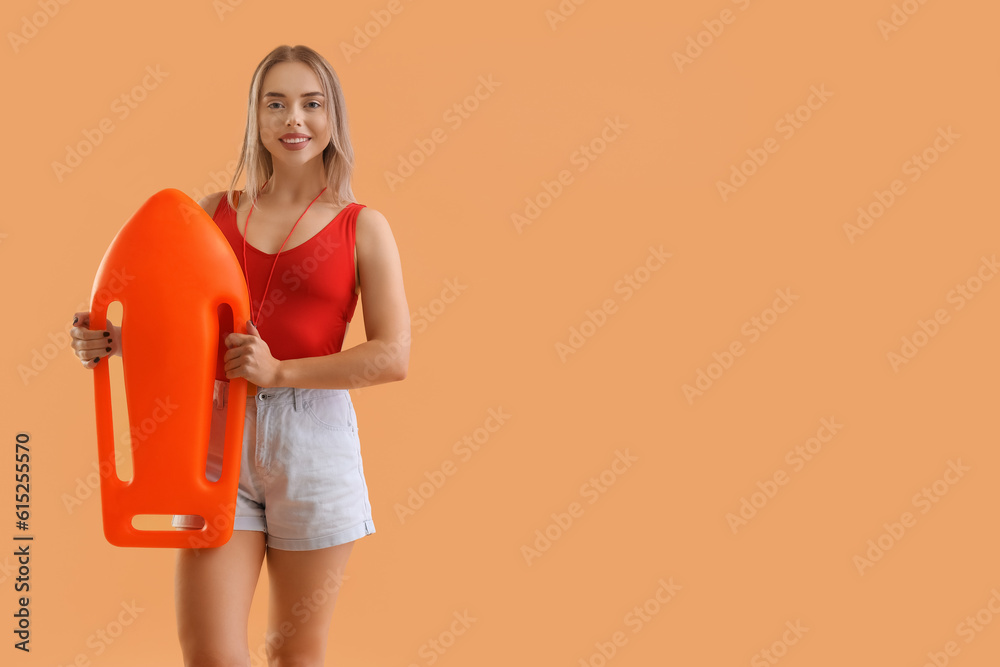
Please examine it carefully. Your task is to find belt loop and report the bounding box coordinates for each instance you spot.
[292,386,300,411]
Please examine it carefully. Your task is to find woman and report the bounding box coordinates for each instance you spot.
[70,44,409,665]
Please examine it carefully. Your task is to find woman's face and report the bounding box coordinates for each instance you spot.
[257,61,331,165]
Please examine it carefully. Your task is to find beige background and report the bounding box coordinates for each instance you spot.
[2,0,999,665]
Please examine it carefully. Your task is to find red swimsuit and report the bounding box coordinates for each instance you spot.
[211,192,364,382]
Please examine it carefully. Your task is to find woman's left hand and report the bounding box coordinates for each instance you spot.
[224,320,282,386]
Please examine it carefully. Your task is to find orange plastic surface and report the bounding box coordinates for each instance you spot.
[89,188,250,548]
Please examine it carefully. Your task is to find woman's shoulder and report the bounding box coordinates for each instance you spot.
[196,190,232,217]
[354,205,398,256]
[355,204,389,228]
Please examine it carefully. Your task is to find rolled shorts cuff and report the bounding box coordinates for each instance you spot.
[266,518,376,551]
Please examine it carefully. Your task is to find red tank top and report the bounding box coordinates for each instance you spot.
[211,191,364,382]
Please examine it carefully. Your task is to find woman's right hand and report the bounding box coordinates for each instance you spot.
[70,311,121,369]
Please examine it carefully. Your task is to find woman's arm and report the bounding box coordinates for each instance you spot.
[275,207,410,390]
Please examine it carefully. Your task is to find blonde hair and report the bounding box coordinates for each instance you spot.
[227,45,356,210]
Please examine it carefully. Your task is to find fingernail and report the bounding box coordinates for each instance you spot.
[93,357,100,363]
[73,316,78,324]
[105,347,111,352]
[103,330,110,336]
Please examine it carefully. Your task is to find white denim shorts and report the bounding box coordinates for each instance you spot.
[171,379,375,550]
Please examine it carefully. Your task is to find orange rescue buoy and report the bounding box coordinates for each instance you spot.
[89,188,249,548]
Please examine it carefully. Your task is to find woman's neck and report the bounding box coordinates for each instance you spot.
[262,159,329,203]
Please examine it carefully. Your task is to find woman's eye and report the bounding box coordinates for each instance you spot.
[266,101,321,109]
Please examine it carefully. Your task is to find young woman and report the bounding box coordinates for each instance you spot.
[69,44,409,665]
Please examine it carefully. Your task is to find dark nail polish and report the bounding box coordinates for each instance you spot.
[73,316,78,324]
[105,347,111,352]
[103,330,110,336]
[93,357,100,363]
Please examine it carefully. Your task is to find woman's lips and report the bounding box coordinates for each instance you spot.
[279,137,310,150]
